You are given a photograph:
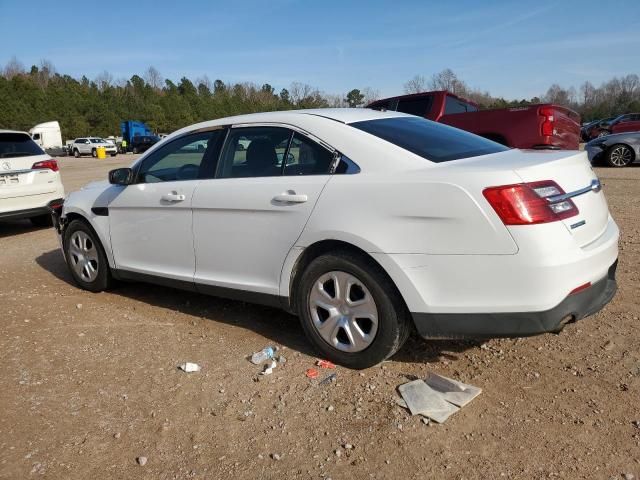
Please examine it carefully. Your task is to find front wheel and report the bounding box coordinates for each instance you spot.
[91,148,97,158]
[297,251,410,369]
[63,219,112,292]
[606,143,634,167]
[132,146,139,154]
[73,149,80,158]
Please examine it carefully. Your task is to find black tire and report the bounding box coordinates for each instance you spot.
[63,219,112,292]
[132,146,139,154]
[296,251,410,369]
[30,214,52,227]
[73,148,80,158]
[110,153,117,157]
[91,148,97,158]
[606,143,634,168]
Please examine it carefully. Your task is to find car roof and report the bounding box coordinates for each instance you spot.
[173,108,409,137]
[0,129,30,135]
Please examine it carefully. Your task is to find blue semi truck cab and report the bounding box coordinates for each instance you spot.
[120,121,160,153]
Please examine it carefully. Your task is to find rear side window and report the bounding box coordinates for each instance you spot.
[284,133,334,176]
[369,99,392,111]
[396,96,433,116]
[351,116,509,163]
[445,96,478,114]
[0,133,45,159]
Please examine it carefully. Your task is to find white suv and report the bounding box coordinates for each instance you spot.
[0,130,65,226]
[71,137,118,158]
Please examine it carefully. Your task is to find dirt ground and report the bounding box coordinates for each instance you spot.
[1,155,639,480]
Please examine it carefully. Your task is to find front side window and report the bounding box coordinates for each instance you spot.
[0,133,45,158]
[284,133,334,176]
[137,130,222,183]
[217,127,291,178]
[397,96,433,116]
[351,116,509,163]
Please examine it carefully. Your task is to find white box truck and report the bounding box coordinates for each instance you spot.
[29,121,64,155]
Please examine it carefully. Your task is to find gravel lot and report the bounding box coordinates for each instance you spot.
[1,155,639,479]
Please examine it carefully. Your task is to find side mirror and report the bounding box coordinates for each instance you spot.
[109,167,134,185]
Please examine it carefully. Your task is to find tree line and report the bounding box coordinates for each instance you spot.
[1,57,638,140]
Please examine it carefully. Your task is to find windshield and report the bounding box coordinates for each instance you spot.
[351,116,509,163]
[0,132,45,158]
[90,138,105,143]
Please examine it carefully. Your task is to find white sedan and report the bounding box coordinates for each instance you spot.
[52,109,619,368]
[0,130,65,226]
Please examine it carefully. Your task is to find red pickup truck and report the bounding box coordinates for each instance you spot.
[367,91,581,150]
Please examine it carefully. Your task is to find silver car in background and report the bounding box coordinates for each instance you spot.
[586,132,640,167]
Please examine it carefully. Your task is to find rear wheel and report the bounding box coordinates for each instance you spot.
[297,251,410,369]
[30,214,52,227]
[63,219,112,292]
[606,143,634,167]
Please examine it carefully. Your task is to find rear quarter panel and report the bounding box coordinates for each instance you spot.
[297,167,520,255]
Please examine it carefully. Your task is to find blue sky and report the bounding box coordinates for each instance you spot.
[1,0,639,99]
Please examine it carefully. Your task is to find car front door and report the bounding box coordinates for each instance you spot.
[108,129,223,282]
[192,125,336,299]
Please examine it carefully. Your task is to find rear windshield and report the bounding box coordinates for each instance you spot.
[0,133,45,159]
[350,116,509,162]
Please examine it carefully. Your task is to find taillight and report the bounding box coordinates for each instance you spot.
[32,159,59,172]
[483,180,579,225]
[539,106,555,136]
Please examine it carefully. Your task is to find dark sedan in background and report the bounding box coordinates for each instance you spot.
[586,132,640,167]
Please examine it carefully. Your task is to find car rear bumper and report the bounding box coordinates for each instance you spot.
[412,259,617,339]
[0,198,64,221]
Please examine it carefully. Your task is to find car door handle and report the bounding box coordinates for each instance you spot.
[273,193,308,203]
[161,192,186,202]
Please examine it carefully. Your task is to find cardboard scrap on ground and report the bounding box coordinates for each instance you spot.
[397,373,482,424]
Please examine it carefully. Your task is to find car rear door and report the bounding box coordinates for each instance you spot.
[191,125,335,298]
[108,130,223,282]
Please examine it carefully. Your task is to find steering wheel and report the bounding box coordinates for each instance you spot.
[176,163,200,180]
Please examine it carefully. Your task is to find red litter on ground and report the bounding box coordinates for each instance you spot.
[316,360,336,369]
[306,368,319,379]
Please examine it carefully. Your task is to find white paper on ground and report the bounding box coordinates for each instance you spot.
[178,362,201,373]
[425,373,482,408]
[398,380,460,422]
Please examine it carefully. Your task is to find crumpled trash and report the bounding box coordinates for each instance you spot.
[178,362,201,373]
[319,373,337,385]
[305,368,319,379]
[260,360,277,375]
[316,359,336,369]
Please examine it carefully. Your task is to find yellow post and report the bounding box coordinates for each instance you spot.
[96,146,106,159]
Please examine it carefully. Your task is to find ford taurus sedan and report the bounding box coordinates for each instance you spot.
[52,109,619,368]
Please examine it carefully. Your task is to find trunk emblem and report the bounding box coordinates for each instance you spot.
[2,162,10,170]
[570,220,586,229]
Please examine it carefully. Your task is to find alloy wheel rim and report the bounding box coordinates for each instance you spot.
[610,146,632,166]
[308,270,378,353]
[68,231,99,282]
